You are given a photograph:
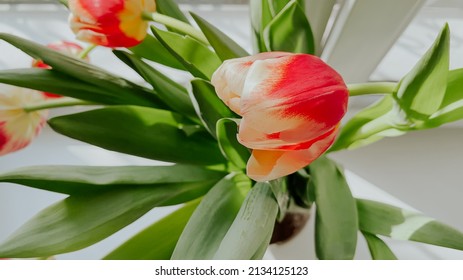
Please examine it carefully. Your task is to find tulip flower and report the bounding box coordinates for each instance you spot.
[0,85,48,156]
[32,41,87,98]
[211,52,348,181]
[68,0,156,48]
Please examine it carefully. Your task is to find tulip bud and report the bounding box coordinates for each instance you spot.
[32,41,87,98]
[211,52,348,181]
[0,85,48,156]
[68,0,156,48]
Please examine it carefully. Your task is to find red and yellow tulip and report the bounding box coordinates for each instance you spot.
[68,0,156,48]
[211,52,349,181]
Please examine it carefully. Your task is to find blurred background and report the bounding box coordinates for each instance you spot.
[0,0,462,259]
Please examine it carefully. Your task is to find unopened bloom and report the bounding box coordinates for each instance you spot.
[0,85,48,156]
[68,0,156,48]
[211,52,348,181]
[32,41,86,98]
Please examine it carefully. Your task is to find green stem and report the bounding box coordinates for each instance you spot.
[142,12,209,45]
[78,44,97,59]
[57,0,68,7]
[347,82,397,96]
[23,97,96,113]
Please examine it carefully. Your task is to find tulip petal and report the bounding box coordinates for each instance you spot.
[246,127,338,182]
[69,0,155,48]
[0,87,48,156]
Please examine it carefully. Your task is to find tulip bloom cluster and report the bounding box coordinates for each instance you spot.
[0,86,48,156]
[212,52,348,181]
[68,0,156,48]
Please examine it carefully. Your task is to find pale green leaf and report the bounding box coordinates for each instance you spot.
[310,156,358,260]
[362,232,397,260]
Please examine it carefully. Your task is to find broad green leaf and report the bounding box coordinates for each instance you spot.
[269,0,305,15]
[151,27,222,80]
[250,0,274,52]
[425,69,463,127]
[309,156,358,260]
[171,173,251,259]
[0,179,219,258]
[263,0,315,54]
[362,232,397,260]
[0,165,226,195]
[269,178,290,221]
[190,79,236,137]
[113,50,197,120]
[156,0,189,23]
[0,68,144,106]
[357,199,463,251]
[212,181,279,259]
[190,13,249,61]
[129,35,186,70]
[216,118,250,170]
[104,199,200,260]
[393,24,449,121]
[330,95,407,152]
[250,230,273,260]
[0,33,159,108]
[48,106,226,166]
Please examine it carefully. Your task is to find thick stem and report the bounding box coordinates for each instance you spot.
[23,97,96,113]
[142,12,209,45]
[347,82,397,97]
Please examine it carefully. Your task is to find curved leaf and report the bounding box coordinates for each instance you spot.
[309,157,358,260]
[48,106,226,166]
[104,199,200,260]
[151,27,222,80]
[129,35,186,70]
[190,79,236,137]
[263,0,314,54]
[114,50,197,120]
[172,173,250,259]
[0,179,220,258]
[0,165,226,195]
[156,0,189,23]
[212,181,279,260]
[216,119,250,170]
[0,33,159,108]
[362,232,397,260]
[190,12,249,61]
[393,24,449,120]
[358,199,463,251]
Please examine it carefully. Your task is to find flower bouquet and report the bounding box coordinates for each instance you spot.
[0,0,462,260]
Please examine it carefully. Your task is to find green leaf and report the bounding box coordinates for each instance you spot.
[357,199,463,251]
[0,165,226,195]
[212,181,279,259]
[309,156,358,260]
[0,179,220,258]
[262,0,315,54]
[362,232,397,260]
[216,119,250,170]
[190,12,249,61]
[269,178,290,221]
[425,69,463,127]
[113,50,197,120]
[393,24,450,121]
[171,173,251,259]
[0,68,146,106]
[190,79,236,137]
[156,0,189,23]
[250,0,274,52]
[151,27,222,80]
[0,33,159,108]
[129,35,187,70]
[48,106,226,166]
[104,199,200,260]
[330,95,407,151]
